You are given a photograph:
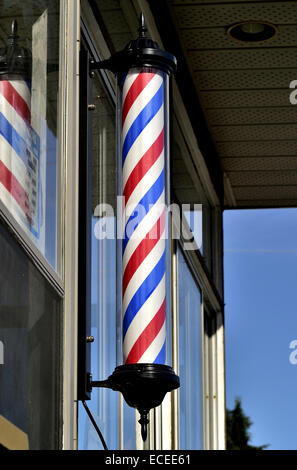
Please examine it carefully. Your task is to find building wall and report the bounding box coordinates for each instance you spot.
[0,0,225,450]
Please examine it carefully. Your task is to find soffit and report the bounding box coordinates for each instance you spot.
[167,0,297,208]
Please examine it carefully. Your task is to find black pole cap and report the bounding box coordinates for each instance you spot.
[0,20,32,79]
[91,13,177,76]
[90,363,180,442]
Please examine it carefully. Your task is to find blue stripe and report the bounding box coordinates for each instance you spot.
[121,71,128,89]
[0,112,30,166]
[0,112,40,240]
[122,82,163,164]
[123,252,165,339]
[154,342,166,364]
[123,168,164,254]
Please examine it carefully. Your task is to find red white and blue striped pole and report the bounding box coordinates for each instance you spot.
[122,69,166,365]
[0,21,38,237]
[89,13,179,442]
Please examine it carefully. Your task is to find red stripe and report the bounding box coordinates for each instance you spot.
[0,81,31,125]
[123,129,164,207]
[122,72,155,126]
[125,298,166,364]
[123,211,165,296]
[0,160,31,222]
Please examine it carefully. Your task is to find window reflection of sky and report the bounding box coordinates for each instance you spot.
[184,207,203,252]
[44,125,57,270]
[78,217,136,450]
[178,246,202,450]
[224,208,297,450]
[78,217,118,450]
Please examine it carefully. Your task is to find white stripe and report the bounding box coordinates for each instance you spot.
[123,190,166,271]
[0,179,29,222]
[122,72,139,104]
[0,94,33,150]
[8,80,31,109]
[138,323,166,364]
[0,135,30,191]
[123,235,165,314]
[124,150,164,220]
[124,193,166,242]
[123,276,166,361]
[122,74,163,142]
[0,182,38,243]
[122,106,164,189]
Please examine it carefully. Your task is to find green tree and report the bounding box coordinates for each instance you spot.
[226,398,269,450]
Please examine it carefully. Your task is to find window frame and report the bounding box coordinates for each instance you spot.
[171,207,225,450]
[0,198,63,295]
[0,1,66,290]
[0,0,79,450]
[60,0,80,449]
[176,240,203,450]
[79,3,137,451]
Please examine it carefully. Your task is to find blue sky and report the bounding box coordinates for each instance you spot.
[224,208,297,450]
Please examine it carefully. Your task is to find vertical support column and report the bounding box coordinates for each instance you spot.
[77,48,93,402]
[216,310,226,450]
[62,0,80,450]
[212,207,226,449]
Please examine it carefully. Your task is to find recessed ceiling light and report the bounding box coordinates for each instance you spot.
[227,21,278,43]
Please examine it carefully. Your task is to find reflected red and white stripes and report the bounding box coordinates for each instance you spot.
[0,80,32,223]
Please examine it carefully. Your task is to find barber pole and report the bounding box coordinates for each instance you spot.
[88,14,179,441]
[122,69,166,365]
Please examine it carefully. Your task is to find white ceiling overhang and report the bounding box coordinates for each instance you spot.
[166,0,297,208]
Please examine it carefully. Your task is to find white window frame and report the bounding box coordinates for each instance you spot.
[61,0,80,450]
[171,208,225,450]
[79,1,138,451]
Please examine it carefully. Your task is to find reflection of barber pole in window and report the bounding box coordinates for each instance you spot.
[122,68,166,365]
[0,78,40,237]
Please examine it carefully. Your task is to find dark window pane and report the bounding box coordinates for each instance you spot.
[0,222,61,450]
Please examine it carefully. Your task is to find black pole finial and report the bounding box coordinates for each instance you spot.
[0,18,32,78]
[138,12,147,38]
[139,411,149,442]
[90,10,176,75]
[8,20,19,45]
[11,19,18,36]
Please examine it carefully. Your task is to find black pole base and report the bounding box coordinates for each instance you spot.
[89,363,180,441]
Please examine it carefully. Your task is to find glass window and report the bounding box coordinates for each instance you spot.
[78,58,136,450]
[183,205,203,252]
[0,222,61,450]
[122,401,136,450]
[0,0,62,273]
[78,63,118,450]
[178,246,203,449]
[171,116,210,258]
